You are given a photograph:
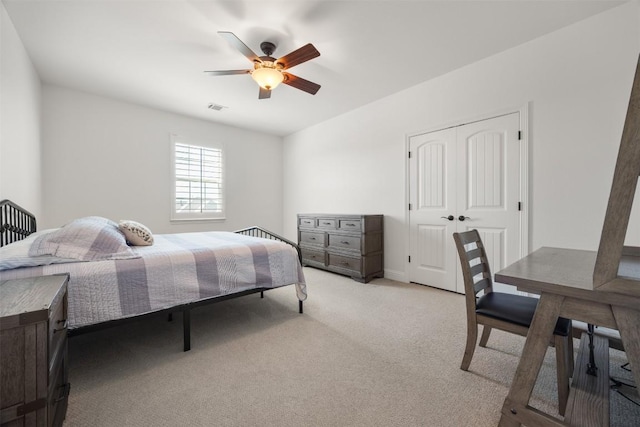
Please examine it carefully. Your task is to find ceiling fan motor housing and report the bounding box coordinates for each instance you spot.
[260,41,276,57]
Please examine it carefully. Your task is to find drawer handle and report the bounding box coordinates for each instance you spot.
[53,319,68,333]
[322,222,331,225]
[340,241,350,245]
[342,262,351,266]
[345,223,356,227]
[55,383,71,403]
[309,237,316,240]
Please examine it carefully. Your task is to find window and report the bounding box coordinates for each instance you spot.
[171,135,225,220]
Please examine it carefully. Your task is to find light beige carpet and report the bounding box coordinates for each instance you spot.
[64,267,637,426]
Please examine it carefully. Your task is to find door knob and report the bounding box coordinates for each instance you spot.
[441,215,454,221]
[458,216,471,221]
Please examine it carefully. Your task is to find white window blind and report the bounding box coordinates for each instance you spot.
[172,138,224,220]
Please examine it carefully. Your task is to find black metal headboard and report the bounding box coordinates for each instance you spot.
[0,200,37,247]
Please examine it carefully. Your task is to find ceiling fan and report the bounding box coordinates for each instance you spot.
[205,31,321,99]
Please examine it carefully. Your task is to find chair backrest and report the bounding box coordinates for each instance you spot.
[453,230,494,306]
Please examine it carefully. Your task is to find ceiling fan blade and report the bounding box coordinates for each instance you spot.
[258,87,271,99]
[282,72,321,95]
[218,31,261,63]
[276,44,320,69]
[204,70,251,76]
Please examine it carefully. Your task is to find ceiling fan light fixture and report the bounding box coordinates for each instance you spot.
[211,32,320,99]
[251,66,284,90]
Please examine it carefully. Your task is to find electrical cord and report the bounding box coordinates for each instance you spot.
[610,363,639,407]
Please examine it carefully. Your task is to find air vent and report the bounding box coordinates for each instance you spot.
[207,103,227,111]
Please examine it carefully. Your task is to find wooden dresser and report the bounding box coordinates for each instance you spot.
[298,214,384,283]
[0,275,70,427]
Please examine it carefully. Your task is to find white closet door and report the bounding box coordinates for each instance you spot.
[454,113,521,293]
[408,127,458,292]
[408,112,522,293]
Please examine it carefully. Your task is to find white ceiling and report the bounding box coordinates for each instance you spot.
[3,0,624,137]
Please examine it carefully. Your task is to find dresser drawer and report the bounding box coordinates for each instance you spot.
[328,234,361,252]
[300,231,324,246]
[48,353,70,427]
[301,248,326,264]
[298,217,316,228]
[49,295,67,366]
[317,218,336,229]
[328,253,362,273]
[338,219,361,231]
[49,347,65,395]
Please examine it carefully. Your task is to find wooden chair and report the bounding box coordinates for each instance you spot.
[453,229,574,416]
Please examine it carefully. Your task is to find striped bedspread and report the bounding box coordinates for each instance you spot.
[0,232,306,329]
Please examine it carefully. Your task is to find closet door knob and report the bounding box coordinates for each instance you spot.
[458,216,471,221]
[440,215,454,221]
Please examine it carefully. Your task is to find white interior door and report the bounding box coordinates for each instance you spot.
[409,112,523,294]
[408,128,458,292]
[454,113,521,293]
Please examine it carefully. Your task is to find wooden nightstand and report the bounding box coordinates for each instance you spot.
[0,274,70,427]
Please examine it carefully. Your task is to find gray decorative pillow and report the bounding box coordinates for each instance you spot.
[119,220,154,246]
[29,216,138,261]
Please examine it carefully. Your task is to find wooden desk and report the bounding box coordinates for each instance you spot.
[494,247,640,426]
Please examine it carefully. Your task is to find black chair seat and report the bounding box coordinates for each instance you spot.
[476,292,571,337]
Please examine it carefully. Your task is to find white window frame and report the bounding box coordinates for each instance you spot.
[170,134,225,221]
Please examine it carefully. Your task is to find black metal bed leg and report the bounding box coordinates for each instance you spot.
[299,300,303,314]
[168,313,173,322]
[260,291,264,298]
[183,309,191,352]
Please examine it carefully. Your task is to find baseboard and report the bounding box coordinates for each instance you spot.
[383,269,408,283]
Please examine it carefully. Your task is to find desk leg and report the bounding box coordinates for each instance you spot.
[612,306,640,392]
[499,293,565,427]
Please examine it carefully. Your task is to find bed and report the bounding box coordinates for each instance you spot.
[0,200,306,351]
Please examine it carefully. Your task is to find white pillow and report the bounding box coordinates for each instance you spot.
[119,220,154,246]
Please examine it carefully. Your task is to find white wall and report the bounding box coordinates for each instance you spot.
[42,85,284,234]
[283,2,640,281]
[0,2,42,218]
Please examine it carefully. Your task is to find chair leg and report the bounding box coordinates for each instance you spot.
[568,323,575,376]
[479,325,492,347]
[461,324,478,371]
[554,334,571,416]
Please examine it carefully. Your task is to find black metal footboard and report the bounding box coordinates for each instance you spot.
[234,226,302,263]
[234,226,304,316]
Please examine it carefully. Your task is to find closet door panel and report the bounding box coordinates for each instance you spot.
[455,113,521,293]
[409,128,458,292]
